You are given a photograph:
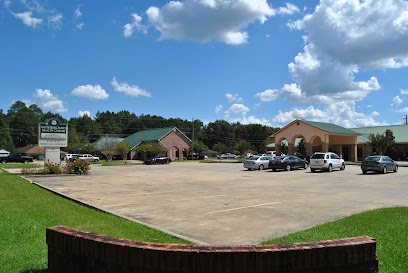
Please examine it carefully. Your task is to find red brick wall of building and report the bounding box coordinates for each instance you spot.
[159,130,190,160]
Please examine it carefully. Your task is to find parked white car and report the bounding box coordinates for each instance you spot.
[65,154,79,161]
[309,152,345,172]
[76,154,100,162]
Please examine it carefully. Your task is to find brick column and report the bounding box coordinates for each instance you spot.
[306,143,313,159]
[288,143,295,155]
[276,143,281,156]
[322,143,329,153]
[350,144,357,162]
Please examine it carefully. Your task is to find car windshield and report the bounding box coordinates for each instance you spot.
[311,154,325,159]
[274,156,286,160]
[248,156,260,160]
[365,156,381,161]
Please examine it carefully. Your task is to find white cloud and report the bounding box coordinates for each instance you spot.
[76,23,84,30]
[401,89,408,95]
[8,1,64,30]
[272,101,387,128]
[277,3,300,15]
[71,85,109,100]
[11,11,42,27]
[215,104,223,113]
[48,13,63,29]
[75,7,82,18]
[224,103,250,115]
[274,0,408,104]
[123,13,147,38]
[396,107,408,114]
[111,77,151,97]
[391,96,403,111]
[78,110,91,117]
[146,0,275,45]
[228,115,272,126]
[34,89,67,113]
[226,93,243,103]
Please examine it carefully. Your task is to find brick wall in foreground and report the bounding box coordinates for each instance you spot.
[47,225,378,273]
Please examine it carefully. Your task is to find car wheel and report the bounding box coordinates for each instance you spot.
[328,164,333,172]
[94,159,99,162]
[310,168,316,173]
[259,164,264,170]
[362,170,367,174]
[271,168,276,172]
[304,163,308,169]
[286,164,292,171]
[2,160,6,164]
[382,166,387,174]
[24,160,29,164]
[340,163,345,170]
[247,168,252,171]
[166,160,170,164]
[393,165,398,173]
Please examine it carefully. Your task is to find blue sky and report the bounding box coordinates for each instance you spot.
[1,0,408,128]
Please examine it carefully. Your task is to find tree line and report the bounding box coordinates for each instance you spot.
[0,101,279,154]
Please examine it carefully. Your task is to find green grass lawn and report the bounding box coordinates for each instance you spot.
[263,207,408,273]
[0,170,191,273]
[1,163,38,168]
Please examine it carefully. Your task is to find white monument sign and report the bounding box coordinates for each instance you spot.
[38,119,68,164]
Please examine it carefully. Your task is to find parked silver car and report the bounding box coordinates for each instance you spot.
[243,156,273,170]
[361,155,398,174]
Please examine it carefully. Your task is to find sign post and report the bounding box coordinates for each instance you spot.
[38,119,68,164]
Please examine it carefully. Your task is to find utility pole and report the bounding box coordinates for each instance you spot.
[404,115,408,125]
[191,117,194,159]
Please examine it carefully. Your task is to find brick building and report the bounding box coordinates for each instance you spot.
[273,120,408,162]
[124,127,191,160]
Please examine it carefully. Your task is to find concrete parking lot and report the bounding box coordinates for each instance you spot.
[21,162,408,245]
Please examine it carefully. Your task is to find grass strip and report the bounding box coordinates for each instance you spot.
[262,207,408,273]
[0,170,191,273]
[1,163,38,168]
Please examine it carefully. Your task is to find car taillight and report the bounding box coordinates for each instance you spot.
[324,160,327,164]
[376,161,381,165]
[277,161,282,164]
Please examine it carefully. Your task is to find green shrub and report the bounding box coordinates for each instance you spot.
[66,159,91,175]
[44,162,62,174]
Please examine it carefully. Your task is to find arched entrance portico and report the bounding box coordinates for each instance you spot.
[272,120,360,161]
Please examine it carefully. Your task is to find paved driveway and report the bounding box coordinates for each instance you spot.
[23,162,408,245]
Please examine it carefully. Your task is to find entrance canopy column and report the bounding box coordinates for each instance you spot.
[306,143,313,159]
[276,144,281,157]
[322,143,329,153]
[288,143,295,155]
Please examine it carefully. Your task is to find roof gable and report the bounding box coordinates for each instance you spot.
[123,127,191,149]
[300,120,361,135]
[274,120,361,137]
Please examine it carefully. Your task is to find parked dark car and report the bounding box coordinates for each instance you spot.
[1,154,33,164]
[269,156,308,171]
[69,155,80,162]
[144,156,172,165]
[294,152,305,159]
[361,155,398,174]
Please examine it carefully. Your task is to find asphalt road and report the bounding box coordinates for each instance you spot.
[19,162,408,245]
